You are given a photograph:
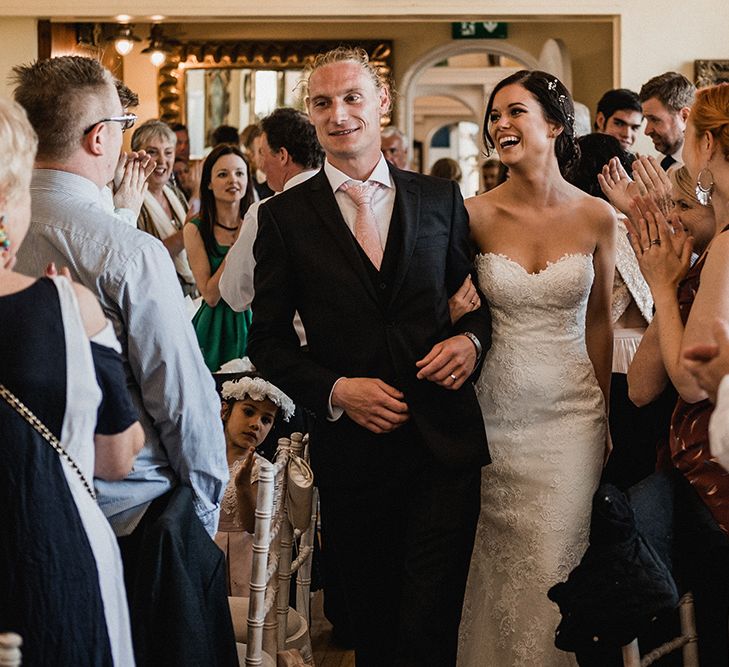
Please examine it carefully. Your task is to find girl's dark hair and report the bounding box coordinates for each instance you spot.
[198,144,255,258]
[483,69,579,176]
[567,133,635,200]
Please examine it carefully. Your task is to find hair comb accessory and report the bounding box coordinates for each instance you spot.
[548,79,558,92]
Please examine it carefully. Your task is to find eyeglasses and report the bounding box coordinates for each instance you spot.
[83,113,138,135]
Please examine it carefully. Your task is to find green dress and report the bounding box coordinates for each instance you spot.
[190,218,252,371]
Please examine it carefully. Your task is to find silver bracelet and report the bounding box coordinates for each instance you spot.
[460,331,483,364]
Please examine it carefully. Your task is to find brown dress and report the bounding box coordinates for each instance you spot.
[670,250,729,534]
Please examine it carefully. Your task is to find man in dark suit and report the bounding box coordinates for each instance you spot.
[638,72,695,171]
[248,47,490,667]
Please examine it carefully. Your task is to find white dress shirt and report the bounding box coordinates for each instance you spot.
[219,168,319,346]
[709,375,729,471]
[323,155,397,420]
[324,155,396,246]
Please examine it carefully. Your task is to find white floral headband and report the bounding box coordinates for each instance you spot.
[218,358,296,421]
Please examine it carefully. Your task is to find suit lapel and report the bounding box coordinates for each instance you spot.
[388,167,420,306]
[307,169,379,303]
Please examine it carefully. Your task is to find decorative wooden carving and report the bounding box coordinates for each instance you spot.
[158,39,393,125]
[695,60,729,87]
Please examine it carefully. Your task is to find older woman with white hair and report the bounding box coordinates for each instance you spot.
[131,119,197,297]
[0,96,143,666]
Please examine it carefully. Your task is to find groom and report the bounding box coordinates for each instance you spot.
[247,47,490,666]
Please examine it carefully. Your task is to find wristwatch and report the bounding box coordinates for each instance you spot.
[460,331,483,364]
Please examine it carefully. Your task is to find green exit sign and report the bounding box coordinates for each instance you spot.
[452,22,508,39]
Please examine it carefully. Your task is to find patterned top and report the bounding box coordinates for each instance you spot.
[671,251,729,534]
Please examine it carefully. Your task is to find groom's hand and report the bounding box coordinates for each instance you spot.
[331,378,410,434]
[415,335,476,390]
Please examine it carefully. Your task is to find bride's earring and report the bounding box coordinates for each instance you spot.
[695,166,714,206]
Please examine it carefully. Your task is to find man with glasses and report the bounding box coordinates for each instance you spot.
[12,56,234,664]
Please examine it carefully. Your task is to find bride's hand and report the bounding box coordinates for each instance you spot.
[448,274,481,323]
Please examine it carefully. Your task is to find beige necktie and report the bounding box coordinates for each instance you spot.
[339,180,383,270]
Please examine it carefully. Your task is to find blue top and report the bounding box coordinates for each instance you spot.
[17,169,229,537]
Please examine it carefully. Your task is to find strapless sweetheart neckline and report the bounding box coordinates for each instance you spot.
[477,251,592,277]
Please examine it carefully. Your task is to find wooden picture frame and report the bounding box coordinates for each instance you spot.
[694,60,729,87]
[157,39,393,126]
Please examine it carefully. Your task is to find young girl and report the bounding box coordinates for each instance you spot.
[214,359,295,597]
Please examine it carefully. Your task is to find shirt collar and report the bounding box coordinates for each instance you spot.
[323,154,393,193]
[283,168,319,192]
[31,168,102,204]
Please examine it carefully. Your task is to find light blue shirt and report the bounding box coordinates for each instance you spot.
[17,169,228,536]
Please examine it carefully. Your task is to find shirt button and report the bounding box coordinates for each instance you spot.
[379,282,387,290]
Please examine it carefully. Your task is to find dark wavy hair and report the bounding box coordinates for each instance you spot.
[483,70,579,176]
[198,144,255,258]
[260,107,323,170]
[566,133,635,200]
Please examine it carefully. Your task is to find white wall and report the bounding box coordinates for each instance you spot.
[0,18,36,98]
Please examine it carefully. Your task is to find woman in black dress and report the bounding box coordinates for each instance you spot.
[0,97,143,665]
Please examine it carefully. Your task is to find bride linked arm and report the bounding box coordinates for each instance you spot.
[627,321,670,406]
[585,204,617,408]
[183,221,227,307]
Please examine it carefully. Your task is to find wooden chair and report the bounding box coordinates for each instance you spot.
[0,633,22,667]
[621,592,699,666]
[233,433,317,667]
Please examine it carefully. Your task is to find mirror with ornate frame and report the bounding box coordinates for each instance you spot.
[157,40,393,157]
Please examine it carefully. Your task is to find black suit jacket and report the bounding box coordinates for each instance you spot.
[248,165,491,488]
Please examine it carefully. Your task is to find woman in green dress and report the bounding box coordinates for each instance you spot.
[184,144,255,371]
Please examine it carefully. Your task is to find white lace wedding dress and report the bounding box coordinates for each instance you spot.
[458,252,606,667]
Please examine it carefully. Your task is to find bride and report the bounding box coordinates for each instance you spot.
[458,71,615,666]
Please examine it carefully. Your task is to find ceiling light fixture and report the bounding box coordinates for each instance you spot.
[108,23,141,56]
[141,24,178,67]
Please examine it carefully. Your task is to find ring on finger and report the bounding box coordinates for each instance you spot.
[650,239,661,246]
[449,373,458,382]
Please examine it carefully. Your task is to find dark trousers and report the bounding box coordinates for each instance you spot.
[602,374,676,491]
[319,449,481,667]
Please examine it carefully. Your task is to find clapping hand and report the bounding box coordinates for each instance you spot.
[598,156,641,216]
[45,262,72,280]
[625,195,693,298]
[234,446,257,488]
[113,151,156,216]
[631,155,673,218]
